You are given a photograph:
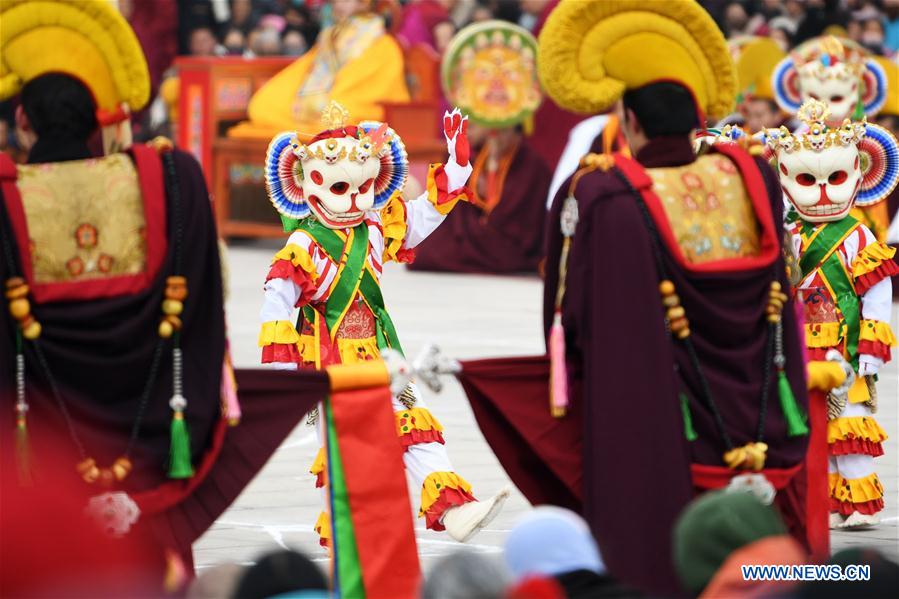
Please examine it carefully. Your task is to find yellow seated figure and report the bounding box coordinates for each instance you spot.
[229,14,410,140]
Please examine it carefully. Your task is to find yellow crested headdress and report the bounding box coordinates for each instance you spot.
[537,0,736,118]
[873,56,898,117]
[731,36,785,104]
[0,0,149,151]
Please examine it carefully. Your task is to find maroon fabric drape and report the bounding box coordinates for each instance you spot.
[458,355,580,510]
[144,369,329,556]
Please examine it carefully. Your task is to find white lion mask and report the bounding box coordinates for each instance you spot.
[766,100,865,223]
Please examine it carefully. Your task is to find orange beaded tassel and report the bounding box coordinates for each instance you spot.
[6,278,40,340]
[659,280,690,339]
[158,276,187,338]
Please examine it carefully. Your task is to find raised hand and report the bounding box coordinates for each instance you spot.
[443,108,470,167]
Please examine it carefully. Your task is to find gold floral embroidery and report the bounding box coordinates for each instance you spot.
[16,154,147,283]
[647,155,761,264]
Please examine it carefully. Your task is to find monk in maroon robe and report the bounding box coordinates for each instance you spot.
[546,82,810,594]
[410,126,551,274]
[454,82,811,596]
[0,74,329,592]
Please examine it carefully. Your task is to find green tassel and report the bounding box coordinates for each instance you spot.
[778,370,808,437]
[679,393,698,441]
[15,416,33,486]
[852,97,865,121]
[168,411,195,479]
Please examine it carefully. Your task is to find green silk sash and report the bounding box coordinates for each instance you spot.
[299,220,403,355]
[800,218,861,369]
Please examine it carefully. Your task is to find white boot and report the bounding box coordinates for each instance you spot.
[841,511,879,529]
[829,512,846,529]
[442,487,511,543]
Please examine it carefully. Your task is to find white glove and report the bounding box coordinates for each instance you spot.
[858,354,882,377]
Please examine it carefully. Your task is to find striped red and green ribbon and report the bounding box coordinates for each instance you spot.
[324,386,420,598]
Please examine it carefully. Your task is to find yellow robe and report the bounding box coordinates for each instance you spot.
[229,16,410,140]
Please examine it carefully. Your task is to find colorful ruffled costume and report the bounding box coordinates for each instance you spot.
[258,103,485,545]
[788,218,896,518]
[767,101,899,523]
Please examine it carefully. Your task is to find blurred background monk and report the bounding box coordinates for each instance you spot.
[229,0,409,139]
[410,20,549,274]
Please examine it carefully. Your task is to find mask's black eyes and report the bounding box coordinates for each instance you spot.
[330,181,349,195]
[828,170,848,185]
[796,173,816,186]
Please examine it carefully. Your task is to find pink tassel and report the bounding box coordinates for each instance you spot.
[549,311,568,417]
[221,347,241,425]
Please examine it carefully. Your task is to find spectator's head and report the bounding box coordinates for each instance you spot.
[231,0,253,27]
[231,549,327,599]
[860,18,885,52]
[520,0,550,17]
[259,14,287,34]
[673,490,789,595]
[187,563,246,599]
[744,98,782,131]
[283,30,307,56]
[285,5,311,29]
[785,0,804,18]
[189,27,218,56]
[761,0,783,14]
[768,16,797,49]
[250,28,283,56]
[18,73,97,147]
[421,550,510,599]
[847,19,863,42]
[504,507,604,581]
[725,2,749,33]
[618,82,700,152]
[332,0,369,23]
[471,4,494,22]
[223,28,246,55]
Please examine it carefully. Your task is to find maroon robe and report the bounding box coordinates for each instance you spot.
[453,136,809,596]
[0,146,329,589]
[409,142,551,274]
[544,136,808,594]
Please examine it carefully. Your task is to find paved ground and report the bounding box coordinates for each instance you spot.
[194,240,898,573]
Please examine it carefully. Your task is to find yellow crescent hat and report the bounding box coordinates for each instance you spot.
[0,0,150,121]
[731,36,784,103]
[537,0,736,118]
[873,56,898,117]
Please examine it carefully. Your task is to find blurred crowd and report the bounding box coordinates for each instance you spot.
[709,0,899,56]
[169,0,899,65]
[181,497,899,599]
[2,0,899,157]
